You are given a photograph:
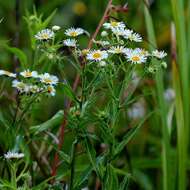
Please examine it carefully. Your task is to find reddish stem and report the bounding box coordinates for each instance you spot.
[51,76,79,177]
[51,0,113,179]
[87,0,113,49]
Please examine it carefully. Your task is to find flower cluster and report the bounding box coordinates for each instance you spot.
[35,27,86,49]
[0,69,59,96]
[103,21,142,42]
[33,21,167,76]
[83,20,167,70]
[34,21,167,72]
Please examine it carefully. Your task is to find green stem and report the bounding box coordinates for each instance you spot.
[10,163,17,189]
[143,3,172,190]
[69,139,77,190]
[171,1,188,190]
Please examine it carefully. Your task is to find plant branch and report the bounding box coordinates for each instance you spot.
[51,0,113,179]
[87,0,113,49]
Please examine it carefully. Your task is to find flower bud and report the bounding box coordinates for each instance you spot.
[161,61,167,69]
[52,25,61,31]
[101,31,108,37]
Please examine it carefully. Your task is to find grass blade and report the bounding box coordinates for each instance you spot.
[144,2,172,190]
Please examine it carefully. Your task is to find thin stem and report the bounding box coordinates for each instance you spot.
[87,0,113,49]
[69,139,78,190]
[15,93,40,133]
[12,92,20,127]
[10,163,17,189]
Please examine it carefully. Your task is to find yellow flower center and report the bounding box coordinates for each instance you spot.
[82,49,89,55]
[115,48,121,54]
[132,56,140,62]
[111,21,118,27]
[70,31,78,37]
[44,78,52,83]
[41,34,49,39]
[25,71,32,77]
[47,86,53,92]
[92,52,102,59]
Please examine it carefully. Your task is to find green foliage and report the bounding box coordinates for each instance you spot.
[0,0,186,190]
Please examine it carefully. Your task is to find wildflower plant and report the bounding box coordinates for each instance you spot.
[0,2,167,190]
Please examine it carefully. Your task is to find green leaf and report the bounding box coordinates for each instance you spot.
[61,84,78,102]
[0,111,10,128]
[30,110,64,134]
[42,9,57,28]
[133,169,153,190]
[74,165,93,190]
[114,112,153,157]
[104,164,119,190]
[59,151,71,165]
[31,177,54,190]
[4,45,27,68]
[119,175,130,190]
[83,138,103,180]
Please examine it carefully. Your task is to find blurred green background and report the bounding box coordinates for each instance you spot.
[0,0,177,189]
[0,0,171,51]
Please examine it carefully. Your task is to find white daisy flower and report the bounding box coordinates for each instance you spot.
[65,27,84,37]
[134,48,150,56]
[12,80,28,92]
[39,73,59,85]
[124,31,142,42]
[121,29,133,37]
[20,70,38,78]
[111,27,126,36]
[87,50,108,62]
[4,151,24,159]
[46,85,56,96]
[126,48,147,64]
[103,21,126,30]
[0,70,16,78]
[108,46,130,54]
[52,25,61,31]
[35,29,55,40]
[63,39,77,47]
[152,50,167,59]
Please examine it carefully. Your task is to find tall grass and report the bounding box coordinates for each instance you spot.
[143,2,172,190]
[144,1,189,189]
[171,1,189,190]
